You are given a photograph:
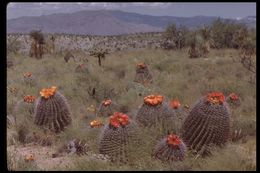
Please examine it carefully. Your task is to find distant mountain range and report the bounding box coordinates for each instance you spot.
[7,10,256,36]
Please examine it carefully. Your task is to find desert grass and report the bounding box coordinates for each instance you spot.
[7,48,256,170]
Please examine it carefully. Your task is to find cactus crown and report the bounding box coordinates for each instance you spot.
[23,72,32,77]
[102,99,112,106]
[167,134,181,147]
[229,93,239,101]
[169,99,181,109]
[144,95,163,106]
[206,92,225,105]
[109,112,129,128]
[137,62,146,69]
[23,95,36,103]
[39,86,57,99]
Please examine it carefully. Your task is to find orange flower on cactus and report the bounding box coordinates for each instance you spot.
[23,95,36,103]
[169,99,181,109]
[109,112,129,128]
[206,92,225,105]
[144,95,163,106]
[40,86,57,99]
[102,99,112,106]
[229,93,239,101]
[23,72,32,78]
[167,134,181,147]
[25,154,34,162]
[137,62,146,69]
[90,120,103,128]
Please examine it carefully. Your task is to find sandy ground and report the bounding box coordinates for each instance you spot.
[7,144,73,170]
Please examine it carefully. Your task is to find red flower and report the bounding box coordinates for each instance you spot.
[23,95,36,103]
[229,93,239,101]
[109,112,129,128]
[167,134,181,147]
[169,99,181,109]
[206,92,225,105]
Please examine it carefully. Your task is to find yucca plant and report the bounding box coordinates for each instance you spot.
[180,92,231,156]
[34,86,72,133]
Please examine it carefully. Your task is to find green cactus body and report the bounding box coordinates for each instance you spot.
[180,96,230,155]
[99,118,138,164]
[34,89,72,133]
[134,64,153,84]
[135,100,176,132]
[153,135,186,162]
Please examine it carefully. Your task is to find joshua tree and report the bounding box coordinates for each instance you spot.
[89,48,109,66]
[29,30,45,59]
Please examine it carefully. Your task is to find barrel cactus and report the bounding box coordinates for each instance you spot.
[133,62,153,85]
[153,134,186,162]
[23,72,36,86]
[99,112,139,164]
[75,63,89,73]
[227,93,241,107]
[96,99,118,117]
[34,86,72,133]
[13,95,36,121]
[135,95,176,132]
[180,92,231,155]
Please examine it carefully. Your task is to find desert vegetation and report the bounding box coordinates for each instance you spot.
[6,19,256,171]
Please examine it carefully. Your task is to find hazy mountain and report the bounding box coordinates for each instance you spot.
[7,10,256,35]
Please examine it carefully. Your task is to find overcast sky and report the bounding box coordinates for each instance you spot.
[7,2,256,20]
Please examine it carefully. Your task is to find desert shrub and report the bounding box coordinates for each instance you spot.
[7,36,21,54]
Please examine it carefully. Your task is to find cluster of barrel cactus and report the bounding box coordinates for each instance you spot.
[8,50,235,167]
